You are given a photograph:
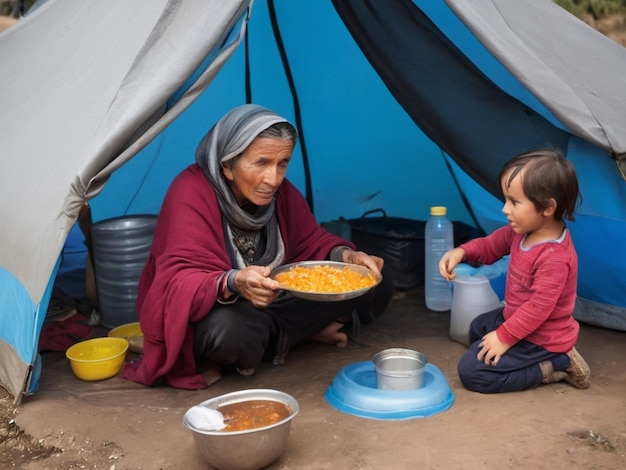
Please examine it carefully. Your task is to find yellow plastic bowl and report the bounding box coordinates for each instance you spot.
[108,322,144,353]
[66,337,129,381]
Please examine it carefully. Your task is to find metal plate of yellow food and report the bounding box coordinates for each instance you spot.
[270,261,381,302]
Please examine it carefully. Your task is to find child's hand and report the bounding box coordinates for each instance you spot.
[476,331,510,366]
[438,247,466,281]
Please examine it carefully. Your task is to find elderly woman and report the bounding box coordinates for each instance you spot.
[122,104,394,389]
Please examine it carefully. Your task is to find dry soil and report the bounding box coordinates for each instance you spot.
[2,287,625,469]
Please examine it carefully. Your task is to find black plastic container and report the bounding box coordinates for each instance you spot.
[346,209,485,291]
[348,209,426,290]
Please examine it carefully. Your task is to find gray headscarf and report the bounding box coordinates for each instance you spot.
[195,104,290,268]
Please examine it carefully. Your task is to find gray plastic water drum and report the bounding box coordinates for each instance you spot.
[91,215,157,328]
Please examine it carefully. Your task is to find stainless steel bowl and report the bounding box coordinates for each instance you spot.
[270,260,381,302]
[183,389,299,470]
[373,348,428,391]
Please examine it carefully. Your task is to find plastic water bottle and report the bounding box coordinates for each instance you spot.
[425,206,454,311]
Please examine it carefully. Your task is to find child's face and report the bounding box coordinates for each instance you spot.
[500,169,545,235]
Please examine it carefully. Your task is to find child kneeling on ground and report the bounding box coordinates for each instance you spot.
[439,148,590,393]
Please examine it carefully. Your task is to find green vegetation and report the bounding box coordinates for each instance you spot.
[0,1,36,17]
[555,0,626,18]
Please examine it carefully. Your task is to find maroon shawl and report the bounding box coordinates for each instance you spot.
[122,164,353,388]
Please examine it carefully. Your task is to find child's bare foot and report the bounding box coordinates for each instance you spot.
[311,321,348,348]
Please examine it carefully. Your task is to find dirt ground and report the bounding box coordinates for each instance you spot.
[0,14,16,32]
[1,286,625,469]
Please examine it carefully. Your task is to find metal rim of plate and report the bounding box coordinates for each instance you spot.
[270,260,381,302]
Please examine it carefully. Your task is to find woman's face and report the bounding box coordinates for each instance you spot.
[222,137,293,207]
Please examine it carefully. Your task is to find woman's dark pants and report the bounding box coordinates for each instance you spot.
[193,264,394,370]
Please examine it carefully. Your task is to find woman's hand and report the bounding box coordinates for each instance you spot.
[232,266,281,308]
[342,249,384,279]
[476,330,510,366]
[438,247,465,281]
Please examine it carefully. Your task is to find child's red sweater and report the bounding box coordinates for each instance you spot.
[460,225,579,352]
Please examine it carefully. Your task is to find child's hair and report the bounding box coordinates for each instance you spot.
[498,148,580,222]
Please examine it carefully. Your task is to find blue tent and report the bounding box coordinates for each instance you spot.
[1,0,625,403]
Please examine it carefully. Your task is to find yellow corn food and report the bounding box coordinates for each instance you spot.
[275,264,376,293]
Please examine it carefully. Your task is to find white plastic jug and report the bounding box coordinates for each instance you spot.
[450,275,503,345]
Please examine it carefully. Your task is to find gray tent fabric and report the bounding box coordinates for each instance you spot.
[1,0,250,304]
[333,0,572,198]
[333,0,626,201]
[445,0,626,159]
[0,0,251,402]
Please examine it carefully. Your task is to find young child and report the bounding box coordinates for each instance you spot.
[439,148,590,393]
